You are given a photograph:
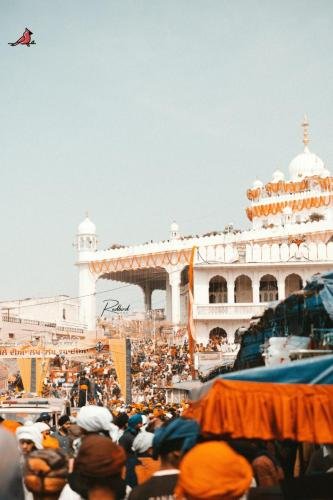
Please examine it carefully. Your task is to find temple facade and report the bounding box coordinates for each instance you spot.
[76,119,333,344]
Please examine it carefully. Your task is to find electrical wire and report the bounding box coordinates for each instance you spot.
[2,264,188,311]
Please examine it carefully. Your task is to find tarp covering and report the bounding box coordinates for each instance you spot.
[190,354,333,401]
[234,271,333,370]
[185,355,333,443]
[185,378,333,443]
[305,270,333,320]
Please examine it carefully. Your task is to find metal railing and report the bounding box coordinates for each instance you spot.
[1,315,84,334]
[194,303,266,318]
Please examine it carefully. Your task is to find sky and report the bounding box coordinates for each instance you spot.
[1,1,333,313]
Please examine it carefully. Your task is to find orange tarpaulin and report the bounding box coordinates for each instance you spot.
[185,379,333,444]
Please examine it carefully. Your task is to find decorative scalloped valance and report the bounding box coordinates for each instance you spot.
[246,176,333,201]
[246,194,333,221]
[88,249,192,275]
[185,378,333,443]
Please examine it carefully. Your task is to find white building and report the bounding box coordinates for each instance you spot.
[77,119,333,344]
[0,296,83,344]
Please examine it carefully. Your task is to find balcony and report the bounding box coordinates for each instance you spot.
[193,303,267,320]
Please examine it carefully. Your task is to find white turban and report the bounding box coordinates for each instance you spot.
[77,405,113,433]
[132,431,154,454]
[33,422,50,433]
[16,425,43,449]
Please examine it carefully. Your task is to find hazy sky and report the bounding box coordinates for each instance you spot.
[1,1,333,312]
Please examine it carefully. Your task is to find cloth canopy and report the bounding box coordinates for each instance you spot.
[186,355,333,444]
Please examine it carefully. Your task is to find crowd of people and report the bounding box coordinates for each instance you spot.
[1,402,332,499]
[1,337,332,498]
[39,339,195,406]
[131,340,193,403]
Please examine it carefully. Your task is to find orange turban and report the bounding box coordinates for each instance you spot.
[176,441,253,499]
[43,435,60,449]
[1,420,22,433]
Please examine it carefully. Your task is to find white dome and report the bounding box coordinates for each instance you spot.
[170,221,179,232]
[289,147,325,181]
[252,179,263,189]
[78,216,96,235]
[320,168,330,178]
[283,206,292,215]
[272,169,285,182]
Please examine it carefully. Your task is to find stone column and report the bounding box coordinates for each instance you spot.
[278,276,286,301]
[165,274,172,321]
[142,284,152,313]
[227,278,235,304]
[78,264,96,331]
[252,277,260,304]
[168,269,181,325]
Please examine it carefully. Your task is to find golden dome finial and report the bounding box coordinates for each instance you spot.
[302,114,310,147]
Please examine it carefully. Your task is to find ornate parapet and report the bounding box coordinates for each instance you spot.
[88,248,193,277]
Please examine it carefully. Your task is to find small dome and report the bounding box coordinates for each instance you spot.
[320,168,330,178]
[289,147,325,181]
[170,221,179,232]
[272,169,285,182]
[78,215,96,235]
[283,206,292,215]
[252,179,263,189]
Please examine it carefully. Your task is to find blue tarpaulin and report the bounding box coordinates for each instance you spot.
[234,270,333,370]
[190,354,333,400]
[305,271,333,320]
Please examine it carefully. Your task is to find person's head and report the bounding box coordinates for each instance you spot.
[36,412,51,425]
[16,425,43,455]
[77,405,113,437]
[1,419,22,434]
[113,412,128,430]
[176,441,253,499]
[128,413,143,432]
[132,431,154,456]
[69,434,126,500]
[33,422,51,439]
[152,418,200,468]
[58,415,71,433]
[24,448,68,500]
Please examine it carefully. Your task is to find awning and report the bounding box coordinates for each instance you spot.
[186,355,333,443]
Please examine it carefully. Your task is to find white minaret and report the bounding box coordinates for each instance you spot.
[77,213,97,252]
[76,214,97,332]
[170,221,180,240]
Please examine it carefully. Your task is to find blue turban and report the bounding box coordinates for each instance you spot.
[128,414,143,432]
[153,418,200,459]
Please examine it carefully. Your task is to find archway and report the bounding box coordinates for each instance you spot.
[209,327,227,340]
[259,274,278,302]
[234,275,253,303]
[285,273,303,297]
[209,276,227,303]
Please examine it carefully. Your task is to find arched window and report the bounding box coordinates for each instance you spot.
[234,275,253,303]
[209,276,227,303]
[181,266,189,287]
[285,274,303,297]
[259,274,278,302]
[209,327,227,340]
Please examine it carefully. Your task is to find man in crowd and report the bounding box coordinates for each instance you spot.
[53,414,72,455]
[129,417,199,499]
